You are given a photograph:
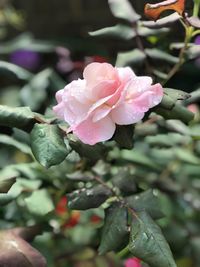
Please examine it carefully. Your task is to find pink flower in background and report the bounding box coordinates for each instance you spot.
[187,104,199,114]
[53,62,163,145]
[125,257,142,267]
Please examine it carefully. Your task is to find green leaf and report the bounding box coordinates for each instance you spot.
[0,105,35,131]
[145,49,179,64]
[0,134,32,155]
[146,133,191,147]
[116,49,146,67]
[187,45,200,59]
[0,61,32,80]
[121,149,160,170]
[175,148,200,165]
[108,0,140,23]
[69,136,108,163]
[164,88,190,102]
[24,189,54,216]
[185,88,200,104]
[156,87,193,123]
[66,171,93,181]
[20,69,52,111]
[111,168,136,194]
[156,104,194,123]
[113,125,134,149]
[30,124,69,168]
[129,211,177,267]
[142,13,181,29]
[17,178,42,191]
[0,180,23,206]
[99,203,128,254]
[0,32,55,54]
[126,190,164,219]
[164,120,191,135]
[67,185,111,210]
[138,25,169,36]
[89,24,135,40]
[191,237,200,266]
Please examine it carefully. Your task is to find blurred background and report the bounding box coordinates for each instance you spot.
[0,1,200,267]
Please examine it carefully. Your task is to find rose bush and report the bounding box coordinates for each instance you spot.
[53,62,163,145]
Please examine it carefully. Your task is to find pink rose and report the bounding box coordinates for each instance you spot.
[125,257,141,267]
[53,62,163,145]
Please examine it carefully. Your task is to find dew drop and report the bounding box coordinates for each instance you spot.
[38,129,46,137]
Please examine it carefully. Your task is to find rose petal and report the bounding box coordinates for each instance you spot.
[117,67,136,83]
[133,83,163,110]
[73,116,116,145]
[92,105,111,122]
[55,89,64,103]
[53,102,66,120]
[111,102,145,125]
[83,62,118,88]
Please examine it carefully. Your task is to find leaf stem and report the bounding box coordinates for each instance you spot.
[192,29,200,37]
[162,24,193,85]
[93,175,117,196]
[117,245,130,258]
[132,23,152,75]
[193,0,200,17]
[92,176,139,219]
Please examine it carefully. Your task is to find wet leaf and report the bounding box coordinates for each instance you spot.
[30,124,69,168]
[126,190,164,219]
[129,211,177,267]
[99,203,128,254]
[0,105,35,131]
[67,185,111,210]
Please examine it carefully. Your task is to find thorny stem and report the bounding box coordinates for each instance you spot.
[93,175,140,257]
[162,30,188,85]
[163,23,193,85]
[133,23,152,75]
[93,175,117,197]
[93,176,140,218]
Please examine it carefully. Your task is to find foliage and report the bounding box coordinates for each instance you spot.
[0,0,200,267]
